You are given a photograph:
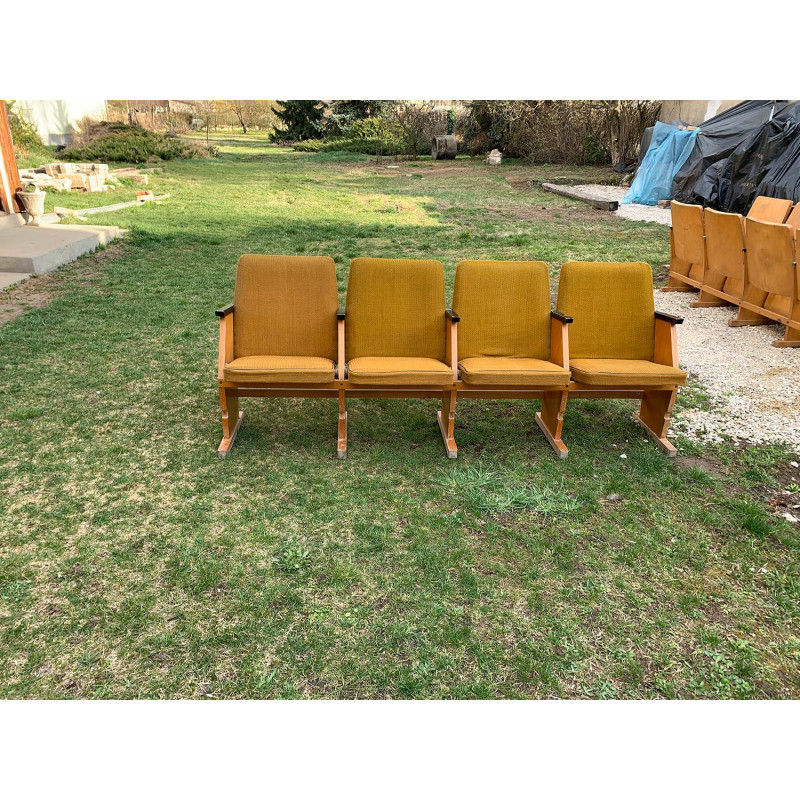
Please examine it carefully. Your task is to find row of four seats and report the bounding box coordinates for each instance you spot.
[216,256,687,459]
[667,196,800,347]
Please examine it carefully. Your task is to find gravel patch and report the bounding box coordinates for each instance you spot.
[571,184,671,225]
[654,290,800,447]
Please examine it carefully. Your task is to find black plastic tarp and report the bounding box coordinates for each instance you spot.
[671,100,787,203]
[694,101,800,213]
[754,134,800,202]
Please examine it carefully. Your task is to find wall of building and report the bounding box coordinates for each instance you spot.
[659,101,743,127]
[13,100,107,146]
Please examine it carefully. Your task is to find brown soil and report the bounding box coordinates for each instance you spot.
[0,240,125,329]
[674,455,729,482]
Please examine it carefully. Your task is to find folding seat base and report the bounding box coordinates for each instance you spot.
[730,305,800,347]
[535,391,569,459]
[437,390,458,459]
[691,287,733,308]
[218,389,244,458]
[568,386,679,457]
[773,326,800,348]
[337,389,348,459]
[662,271,701,292]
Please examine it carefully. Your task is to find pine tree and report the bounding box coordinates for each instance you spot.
[323,101,388,137]
[270,101,326,142]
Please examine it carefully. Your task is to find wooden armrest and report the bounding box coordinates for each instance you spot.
[550,313,570,369]
[654,317,679,367]
[337,311,345,380]
[218,308,234,380]
[445,310,459,378]
[655,311,683,325]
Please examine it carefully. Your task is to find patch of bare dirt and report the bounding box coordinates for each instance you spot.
[505,175,533,191]
[488,204,607,224]
[674,455,729,482]
[0,240,125,329]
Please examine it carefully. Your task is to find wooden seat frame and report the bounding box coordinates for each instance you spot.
[215,303,343,457]
[563,311,685,457]
[447,310,574,459]
[217,276,685,459]
[662,201,705,293]
[729,219,800,348]
[690,208,746,309]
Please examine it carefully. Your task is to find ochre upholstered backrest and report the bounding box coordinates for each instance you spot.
[556,262,655,360]
[744,218,796,299]
[747,196,793,224]
[233,254,338,360]
[452,260,551,360]
[671,201,705,265]
[704,209,745,279]
[345,258,445,360]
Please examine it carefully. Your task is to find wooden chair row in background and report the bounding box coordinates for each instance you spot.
[216,257,686,460]
[664,196,800,347]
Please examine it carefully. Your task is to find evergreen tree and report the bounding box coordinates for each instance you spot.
[270,101,326,141]
[323,100,388,137]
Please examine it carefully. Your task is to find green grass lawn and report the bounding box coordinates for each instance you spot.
[1,134,798,699]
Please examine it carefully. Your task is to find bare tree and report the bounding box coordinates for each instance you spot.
[190,100,217,143]
[389,101,445,160]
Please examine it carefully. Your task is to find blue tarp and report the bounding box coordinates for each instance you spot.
[622,121,698,205]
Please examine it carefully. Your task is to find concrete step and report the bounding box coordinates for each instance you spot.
[0,212,25,232]
[0,271,30,289]
[0,223,120,275]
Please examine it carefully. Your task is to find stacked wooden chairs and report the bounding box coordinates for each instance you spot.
[216,256,687,459]
[662,196,800,347]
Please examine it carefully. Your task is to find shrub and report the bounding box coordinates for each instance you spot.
[61,121,217,163]
[5,101,46,156]
[463,100,660,165]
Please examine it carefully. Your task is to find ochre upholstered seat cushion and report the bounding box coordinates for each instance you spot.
[459,357,570,386]
[233,254,338,360]
[569,359,687,386]
[452,260,552,360]
[224,355,335,383]
[556,261,656,361]
[345,258,446,361]
[347,357,453,386]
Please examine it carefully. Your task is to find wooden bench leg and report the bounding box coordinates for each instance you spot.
[337,388,348,459]
[729,305,772,327]
[535,390,569,459]
[661,272,695,292]
[218,388,243,457]
[773,323,800,348]
[437,390,458,459]
[691,287,729,308]
[634,389,677,457]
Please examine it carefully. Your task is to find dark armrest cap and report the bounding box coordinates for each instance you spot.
[551,310,573,323]
[215,304,234,318]
[446,309,460,322]
[337,307,346,320]
[655,311,684,324]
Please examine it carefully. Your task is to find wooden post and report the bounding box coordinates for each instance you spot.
[0,101,22,213]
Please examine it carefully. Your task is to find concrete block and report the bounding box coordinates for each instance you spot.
[0,224,120,275]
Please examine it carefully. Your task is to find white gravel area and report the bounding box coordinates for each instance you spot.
[571,184,671,225]
[654,291,800,447]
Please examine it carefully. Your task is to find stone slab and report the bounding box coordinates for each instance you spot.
[541,182,619,211]
[0,271,31,289]
[0,224,120,275]
[0,213,25,232]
